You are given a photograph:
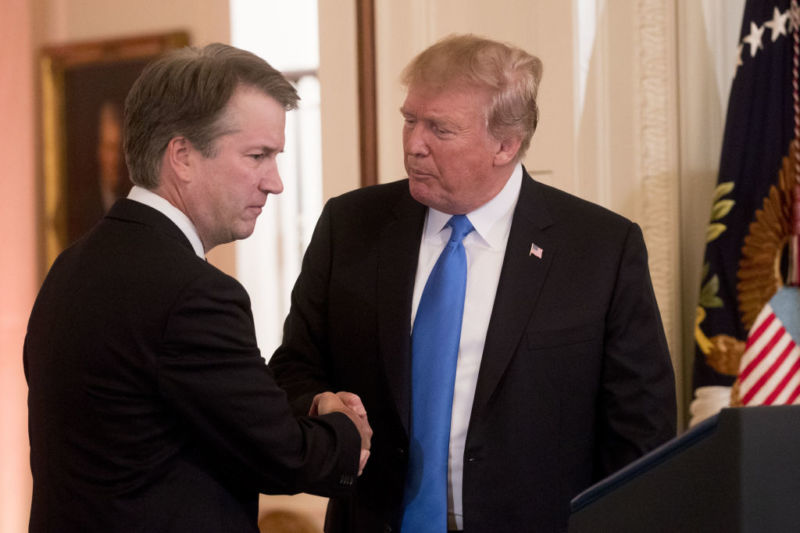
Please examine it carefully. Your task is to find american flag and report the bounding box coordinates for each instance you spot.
[692,0,795,393]
[529,243,543,259]
[738,287,800,405]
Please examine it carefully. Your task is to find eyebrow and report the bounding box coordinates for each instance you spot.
[254,145,283,155]
[399,106,454,124]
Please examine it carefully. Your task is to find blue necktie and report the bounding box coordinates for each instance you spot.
[401,215,474,533]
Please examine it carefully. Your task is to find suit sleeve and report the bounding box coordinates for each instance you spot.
[156,265,359,497]
[269,201,338,416]
[597,222,677,477]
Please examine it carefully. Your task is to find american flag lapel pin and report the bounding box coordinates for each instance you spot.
[529,242,543,259]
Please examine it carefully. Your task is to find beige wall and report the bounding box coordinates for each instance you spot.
[32,0,229,46]
[1,2,37,531]
[318,0,361,200]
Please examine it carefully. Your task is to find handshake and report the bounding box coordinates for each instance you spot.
[311,391,373,476]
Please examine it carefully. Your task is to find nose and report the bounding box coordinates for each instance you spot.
[260,167,283,195]
[403,123,429,158]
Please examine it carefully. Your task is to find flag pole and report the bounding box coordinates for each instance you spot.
[791,0,800,286]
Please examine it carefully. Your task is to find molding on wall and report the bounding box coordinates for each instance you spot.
[356,0,378,187]
[634,0,682,370]
[577,4,613,207]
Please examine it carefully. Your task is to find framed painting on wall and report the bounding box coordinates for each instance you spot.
[40,31,189,272]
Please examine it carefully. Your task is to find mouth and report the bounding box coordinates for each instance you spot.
[407,167,435,179]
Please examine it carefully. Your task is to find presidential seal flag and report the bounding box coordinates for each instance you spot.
[691,0,799,423]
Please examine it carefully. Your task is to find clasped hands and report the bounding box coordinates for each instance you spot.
[310,391,372,476]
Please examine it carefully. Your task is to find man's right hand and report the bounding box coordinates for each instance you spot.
[311,391,372,475]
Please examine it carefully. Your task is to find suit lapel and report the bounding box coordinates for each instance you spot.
[376,187,426,435]
[471,171,556,413]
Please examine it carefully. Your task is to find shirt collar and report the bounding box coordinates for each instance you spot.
[423,162,523,249]
[127,185,205,259]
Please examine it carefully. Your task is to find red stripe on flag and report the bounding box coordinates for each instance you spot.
[761,343,800,405]
[745,312,776,350]
[784,363,800,404]
[743,339,793,405]
[740,320,784,381]
[742,338,794,405]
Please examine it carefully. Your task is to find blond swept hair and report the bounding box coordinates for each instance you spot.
[402,34,543,159]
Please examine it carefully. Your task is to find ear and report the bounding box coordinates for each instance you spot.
[493,136,522,167]
[164,136,193,183]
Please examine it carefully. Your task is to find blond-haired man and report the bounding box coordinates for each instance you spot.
[270,34,675,533]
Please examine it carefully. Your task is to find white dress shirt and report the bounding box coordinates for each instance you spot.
[127,186,205,259]
[410,163,523,530]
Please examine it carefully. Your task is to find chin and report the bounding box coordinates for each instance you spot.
[409,182,456,212]
[237,228,257,241]
[408,180,433,205]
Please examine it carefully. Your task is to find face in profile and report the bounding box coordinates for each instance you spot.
[401,82,511,215]
[183,85,286,251]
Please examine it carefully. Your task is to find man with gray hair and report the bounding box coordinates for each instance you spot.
[25,43,371,533]
[270,34,675,532]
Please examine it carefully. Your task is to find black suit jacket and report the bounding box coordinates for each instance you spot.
[269,169,676,532]
[24,199,360,533]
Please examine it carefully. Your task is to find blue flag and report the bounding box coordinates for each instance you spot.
[693,1,795,393]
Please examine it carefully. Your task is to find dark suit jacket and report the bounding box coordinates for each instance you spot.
[268,169,676,532]
[24,199,360,533]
